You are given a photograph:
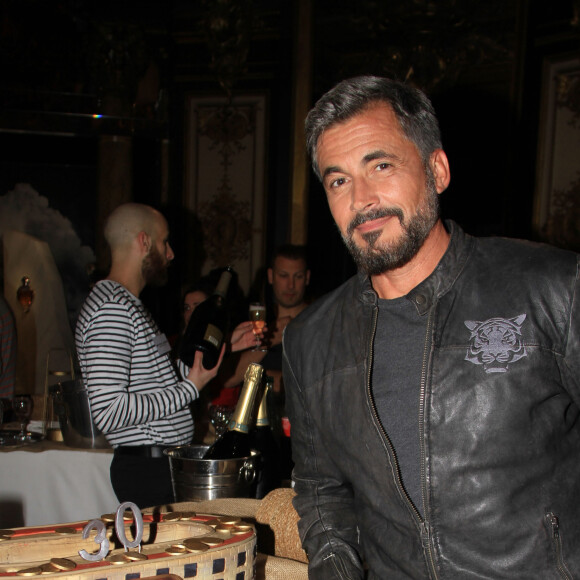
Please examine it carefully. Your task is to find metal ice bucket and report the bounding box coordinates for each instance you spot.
[165,444,260,501]
[50,379,110,449]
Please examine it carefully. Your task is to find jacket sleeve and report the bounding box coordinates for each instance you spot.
[562,255,580,406]
[283,347,365,579]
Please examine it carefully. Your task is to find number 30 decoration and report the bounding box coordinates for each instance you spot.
[79,502,144,562]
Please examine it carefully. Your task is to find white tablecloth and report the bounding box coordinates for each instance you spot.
[0,441,118,527]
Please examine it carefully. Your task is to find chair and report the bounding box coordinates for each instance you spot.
[145,488,308,580]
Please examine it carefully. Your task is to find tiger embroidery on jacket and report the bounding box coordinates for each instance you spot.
[464,314,527,373]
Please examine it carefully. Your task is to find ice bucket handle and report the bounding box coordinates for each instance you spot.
[240,459,257,485]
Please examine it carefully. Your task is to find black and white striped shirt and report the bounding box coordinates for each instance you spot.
[75,280,197,447]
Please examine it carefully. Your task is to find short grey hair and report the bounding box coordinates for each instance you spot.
[305,76,442,180]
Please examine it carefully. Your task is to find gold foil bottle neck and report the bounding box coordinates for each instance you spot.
[256,375,273,426]
[229,363,264,433]
[214,267,233,299]
[245,362,264,383]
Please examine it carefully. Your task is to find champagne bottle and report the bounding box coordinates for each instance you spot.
[179,266,233,369]
[251,375,281,498]
[203,363,264,459]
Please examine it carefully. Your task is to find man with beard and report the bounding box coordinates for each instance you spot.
[75,203,253,508]
[283,76,580,578]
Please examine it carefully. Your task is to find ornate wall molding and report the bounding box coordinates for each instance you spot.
[534,53,580,250]
[184,95,267,292]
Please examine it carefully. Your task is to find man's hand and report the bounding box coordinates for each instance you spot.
[186,346,225,391]
[230,320,267,352]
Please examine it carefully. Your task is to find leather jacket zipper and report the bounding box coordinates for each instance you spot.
[546,512,572,580]
[366,302,439,579]
[418,308,438,580]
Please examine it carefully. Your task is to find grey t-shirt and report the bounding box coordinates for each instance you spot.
[372,296,428,516]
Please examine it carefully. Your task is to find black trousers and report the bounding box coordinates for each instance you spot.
[110,450,175,509]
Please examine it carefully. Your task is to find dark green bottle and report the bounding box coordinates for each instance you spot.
[179,266,233,369]
[203,363,264,459]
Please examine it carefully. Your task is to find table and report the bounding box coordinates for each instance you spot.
[0,439,118,528]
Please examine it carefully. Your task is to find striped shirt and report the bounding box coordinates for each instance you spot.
[0,296,16,399]
[75,280,198,447]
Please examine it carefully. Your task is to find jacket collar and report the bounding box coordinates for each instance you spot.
[358,220,473,315]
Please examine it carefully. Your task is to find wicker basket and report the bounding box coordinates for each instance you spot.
[0,510,256,580]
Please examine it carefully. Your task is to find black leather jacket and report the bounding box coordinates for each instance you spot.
[283,221,580,579]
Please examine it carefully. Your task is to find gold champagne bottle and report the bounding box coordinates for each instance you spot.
[251,375,281,497]
[203,363,264,459]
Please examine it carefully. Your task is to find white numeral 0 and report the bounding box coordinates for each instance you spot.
[115,501,143,550]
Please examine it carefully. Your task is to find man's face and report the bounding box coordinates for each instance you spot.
[317,103,443,276]
[142,217,174,286]
[268,256,310,309]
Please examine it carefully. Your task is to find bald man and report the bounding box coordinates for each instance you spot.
[75,203,252,508]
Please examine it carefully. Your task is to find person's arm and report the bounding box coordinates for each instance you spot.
[79,303,219,434]
[563,255,580,405]
[283,348,364,579]
[178,320,266,390]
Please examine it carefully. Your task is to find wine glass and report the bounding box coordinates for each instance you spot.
[208,405,233,439]
[249,302,267,352]
[13,395,33,442]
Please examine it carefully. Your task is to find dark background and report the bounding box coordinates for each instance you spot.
[0,0,578,333]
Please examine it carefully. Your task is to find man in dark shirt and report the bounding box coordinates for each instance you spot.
[283,75,580,579]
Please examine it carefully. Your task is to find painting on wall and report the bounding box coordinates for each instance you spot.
[534,52,580,251]
[184,94,268,294]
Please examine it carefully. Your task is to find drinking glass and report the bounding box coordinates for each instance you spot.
[208,405,233,439]
[13,395,33,442]
[249,302,267,352]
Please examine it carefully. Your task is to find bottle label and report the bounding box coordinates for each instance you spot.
[204,324,224,348]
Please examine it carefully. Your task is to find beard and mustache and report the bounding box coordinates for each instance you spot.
[341,167,440,276]
[142,244,170,287]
